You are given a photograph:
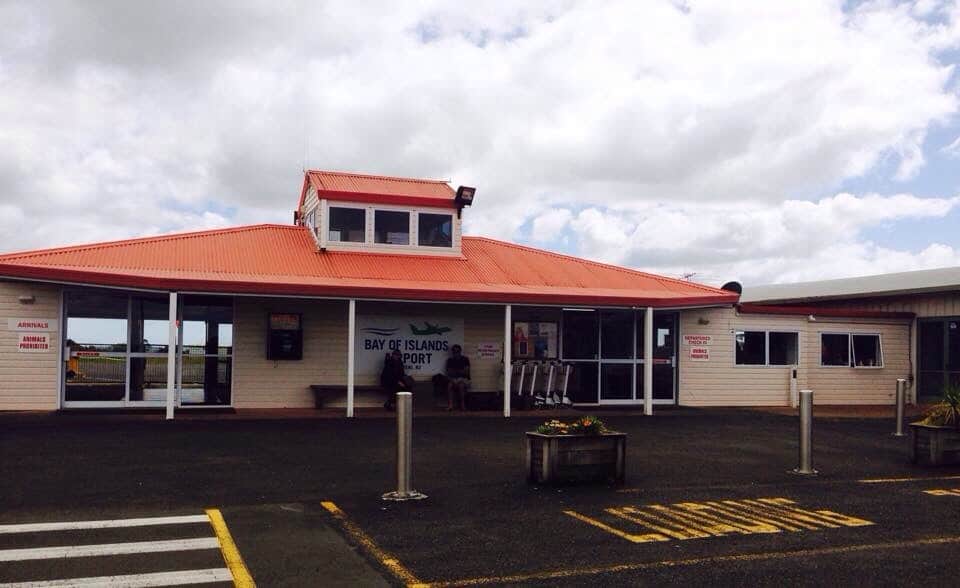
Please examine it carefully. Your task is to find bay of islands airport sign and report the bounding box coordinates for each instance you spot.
[356,315,465,375]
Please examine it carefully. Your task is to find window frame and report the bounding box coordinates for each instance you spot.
[733,329,800,367]
[417,212,455,249]
[818,332,885,369]
[373,209,412,246]
[327,205,367,243]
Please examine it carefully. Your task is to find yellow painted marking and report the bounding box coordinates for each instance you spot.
[609,506,710,540]
[697,502,782,534]
[321,501,425,587]
[424,536,960,587]
[722,500,814,531]
[859,474,960,484]
[741,499,828,530]
[205,508,256,588]
[924,488,960,496]
[571,497,872,545]
[563,510,668,544]
[757,498,874,528]
[650,504,750,537]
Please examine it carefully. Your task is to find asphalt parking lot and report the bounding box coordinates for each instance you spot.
[2,408,959,586]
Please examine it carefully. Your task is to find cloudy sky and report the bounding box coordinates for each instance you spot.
[2,0,959,286]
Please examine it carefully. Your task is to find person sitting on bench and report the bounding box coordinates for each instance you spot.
[445,344,471,411]
[380,350,412,411]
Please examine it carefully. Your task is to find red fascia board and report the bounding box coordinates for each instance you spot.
[319,190,457,209]
[738,303,914,320]
[0,263,737,308]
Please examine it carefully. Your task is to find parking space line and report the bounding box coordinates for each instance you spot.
[0,515,209,535]
[320,501,425,588]
[424,535,960,587]
[205,509,255,588]
[0,568,233,587]
[563,511,668,544]
[858,475,960,484]
[923,488,960,496]
[0,537,219,562]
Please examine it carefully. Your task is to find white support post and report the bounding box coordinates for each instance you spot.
[347,299,356,418]
[166,292,178,420]
[503,304,512,418]
[643,306,654,416]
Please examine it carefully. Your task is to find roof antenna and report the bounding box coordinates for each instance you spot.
[680,272,698,281]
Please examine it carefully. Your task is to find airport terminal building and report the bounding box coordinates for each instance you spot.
[0,170,949,416]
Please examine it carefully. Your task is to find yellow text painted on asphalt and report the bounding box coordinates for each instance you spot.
[924,488,960,497]
[565,497,873,544]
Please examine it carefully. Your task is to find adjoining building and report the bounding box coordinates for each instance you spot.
[741,269,960,404]
[0,170,934,415]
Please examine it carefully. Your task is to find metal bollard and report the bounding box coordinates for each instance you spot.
[792,389,817,475]
[893,379,907,437]
[382,392,427,501]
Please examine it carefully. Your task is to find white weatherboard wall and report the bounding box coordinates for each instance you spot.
[231,298,503,408]
[679,307,910,406]
[0,281,62,410]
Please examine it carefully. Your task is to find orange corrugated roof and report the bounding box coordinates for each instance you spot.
[0,225,738,307]
[299,170,456,209]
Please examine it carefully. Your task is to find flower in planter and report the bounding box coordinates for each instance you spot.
[536,416,607,435]
[919,383,960,430]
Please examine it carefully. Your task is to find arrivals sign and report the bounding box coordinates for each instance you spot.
[8,318,58,332]
[18,333,51,352]
[356,315,464,376]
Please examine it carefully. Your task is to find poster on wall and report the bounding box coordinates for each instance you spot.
[513,322,558,359]
[356,315,465,376]
[475,342,501,360]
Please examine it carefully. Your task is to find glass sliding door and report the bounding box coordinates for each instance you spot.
[561,310,599,403]
[63,291,129,404]
[600,310,635,402]
[918,318,960,402]
[179,296,233,406]
[128,296,170,405]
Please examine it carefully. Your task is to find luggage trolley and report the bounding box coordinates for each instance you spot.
[533,361,557,408]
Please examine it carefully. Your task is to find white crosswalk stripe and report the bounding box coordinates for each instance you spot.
[0,568,233,587]
[0,513,234,587]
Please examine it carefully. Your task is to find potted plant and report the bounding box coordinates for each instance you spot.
[909,383,960,466]
[524,416,626,484]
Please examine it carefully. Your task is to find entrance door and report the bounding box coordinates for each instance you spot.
[127,297,170,406]
[918,318,960,401]
[599,310,635,403]
[652,312,678,403]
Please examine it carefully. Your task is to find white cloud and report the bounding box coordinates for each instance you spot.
[0,0,958,284]
[536,192,960,285]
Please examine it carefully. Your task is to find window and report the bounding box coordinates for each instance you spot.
[304,208,317,236]
[769,332,799,365]
[852,334,883,367]
[821,333,884,368]
[735,331,766,365]
[328,207,366,243]
[419,213,453,247]
[735,330,798,366]
[562,310,598,359]
[601,310,633,359]
[374,210,410,245]
[821,333,850,366]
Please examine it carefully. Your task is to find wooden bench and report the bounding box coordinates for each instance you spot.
[310,384,382,408]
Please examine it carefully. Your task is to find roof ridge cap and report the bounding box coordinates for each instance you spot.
[466,236,731,295]
[0,224,288,261]
[307,169,451,185]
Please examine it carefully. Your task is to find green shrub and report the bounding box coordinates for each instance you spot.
[920,382,960,430]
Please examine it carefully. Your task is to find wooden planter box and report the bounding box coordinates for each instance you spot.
[525,431,626,484]
[910,423,960,466]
